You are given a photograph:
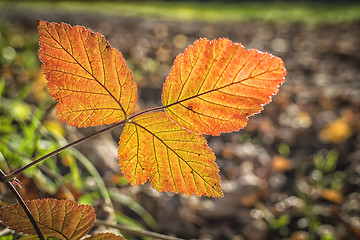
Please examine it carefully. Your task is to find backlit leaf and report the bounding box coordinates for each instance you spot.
[37,21,287,198]
[118,112,222,197]
[38,20,137,127]
[0,198,95,240]
[162,38,286,135]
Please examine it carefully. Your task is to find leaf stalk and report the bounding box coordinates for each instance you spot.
[0,103,179,183]
[1,121,125,182]
[0,170,45,240]
[94,219,184,240]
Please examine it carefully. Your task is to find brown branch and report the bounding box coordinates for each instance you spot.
[0,121,125,183]
[0,170,45,240]
[94,219,184,240]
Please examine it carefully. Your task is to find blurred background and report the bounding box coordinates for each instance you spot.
[0,1,359,239]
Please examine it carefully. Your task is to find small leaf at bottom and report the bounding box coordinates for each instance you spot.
[0,198,95,240]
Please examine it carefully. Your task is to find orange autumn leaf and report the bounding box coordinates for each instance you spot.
[38,20,137,127]
[118,112,222,197]
[162,38,286,135]
[38,20,286,198]
[0,198,95,240]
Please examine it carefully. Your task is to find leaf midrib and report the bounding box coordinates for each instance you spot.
[165,66,281,110]
[130,121,220,196]
[42,23,127,117]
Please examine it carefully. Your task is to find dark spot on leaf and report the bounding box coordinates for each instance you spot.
[185,103,196,113]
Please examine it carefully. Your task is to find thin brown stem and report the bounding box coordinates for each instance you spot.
[128,94,199,121]
[94,219,184,240]
[128,105,167,120]
[0,170,45,240]
[1,121,125,183]
[0,102,177,183]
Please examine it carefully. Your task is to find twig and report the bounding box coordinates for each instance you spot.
[94,219,184,240]
[0,138,76,200]
[0,170,45,240]
[0,103,175,183]
[0,121,125,183]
